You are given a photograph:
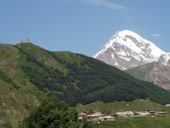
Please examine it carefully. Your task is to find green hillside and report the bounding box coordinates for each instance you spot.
[88,115,170,128]
[1,43,170,126]
[2,43,170,106]
[76,99,170,114]
[0,44,46,126]
[14,43,170,106]
[0,69,45,127]
[126,62,155,82]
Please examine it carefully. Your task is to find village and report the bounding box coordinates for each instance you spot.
[78,109,168,123]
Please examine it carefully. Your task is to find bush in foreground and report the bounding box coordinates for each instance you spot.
[20,97,80,128]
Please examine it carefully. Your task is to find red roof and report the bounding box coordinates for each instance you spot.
[101,114,111,116]
[138,111,150,113]
[93,110,100,113]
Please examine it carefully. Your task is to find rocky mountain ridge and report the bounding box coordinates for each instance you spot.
[158,53,170,66]
[126,62,170,91]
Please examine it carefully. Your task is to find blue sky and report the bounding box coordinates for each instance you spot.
[0,0,170,56]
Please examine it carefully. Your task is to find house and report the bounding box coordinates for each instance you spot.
[137,111,150,116]
[92,117,100,122]
[99,114,115,122]
[116,111,134,117]
[156,112,167,115]
[78,112,87,120]
[79,110,115,122]
[87,110,102,118]
[149,111,156,115]
[165,104,170,107]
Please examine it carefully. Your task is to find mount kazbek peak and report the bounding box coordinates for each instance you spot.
[94,30,168,70]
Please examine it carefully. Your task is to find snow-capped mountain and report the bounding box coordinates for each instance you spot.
[94,30,166,70]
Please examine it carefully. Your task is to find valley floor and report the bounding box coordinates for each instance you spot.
[89,115,170,128]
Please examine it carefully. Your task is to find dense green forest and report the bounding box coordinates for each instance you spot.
[15,43,170,106]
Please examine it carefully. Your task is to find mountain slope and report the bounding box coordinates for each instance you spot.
[126,62,170,91]
[0,68,43,127]
[1,43,170,126]
[94,30,165,70]
[12,43,170,105]
[158,53,170,65]
[0,44,46,126]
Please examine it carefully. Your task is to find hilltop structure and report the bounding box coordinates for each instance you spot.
[20,38,31,44]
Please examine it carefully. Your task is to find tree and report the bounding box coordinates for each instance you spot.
[20,97,80,128]
[0,121,12,128]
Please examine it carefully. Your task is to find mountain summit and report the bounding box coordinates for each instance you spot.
[94,30,165,70]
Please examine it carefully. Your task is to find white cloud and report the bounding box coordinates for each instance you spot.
[73,0,125,10]
[36,0,125,10]
[152,34,161,37]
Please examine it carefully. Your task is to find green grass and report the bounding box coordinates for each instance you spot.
[126,62,155,82]
[91,115,170,128]
[76,99,170,114]
[78,100,170,128]
[16,43,69,73]
[0,77,42,126]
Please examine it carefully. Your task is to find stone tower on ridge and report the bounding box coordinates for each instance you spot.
[25,38,30,43]
[20,38,31,44]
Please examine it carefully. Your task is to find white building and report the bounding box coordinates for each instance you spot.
[78,112,87,120]
[99,114,115,121]
[116,111,134,117]
[87,110,102,118]
[165,104,170,107]
[137,111,150,116]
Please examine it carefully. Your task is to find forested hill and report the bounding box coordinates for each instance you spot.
[1,43,170,107]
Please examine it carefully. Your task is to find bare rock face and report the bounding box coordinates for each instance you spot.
[94,30,165,70]
[149,63,170,90]
[158,53,170,66]
[126,61,170,91]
